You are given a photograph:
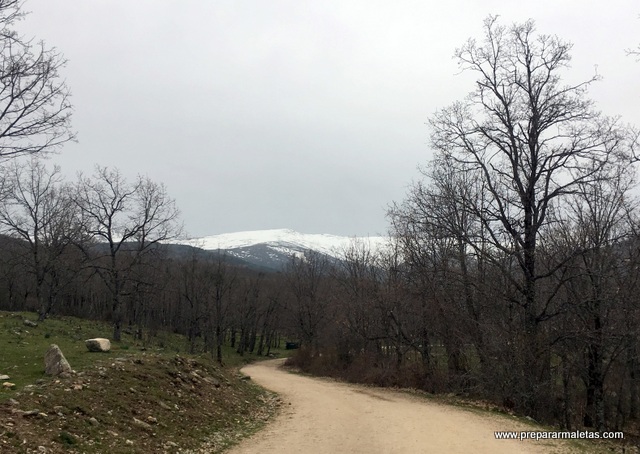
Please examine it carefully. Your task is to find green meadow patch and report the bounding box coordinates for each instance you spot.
[0,312,281,453]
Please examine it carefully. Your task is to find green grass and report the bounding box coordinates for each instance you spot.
[0,312,130,394]
[0,312,292,395]
[0,312,283,453]
[0,313,166,387]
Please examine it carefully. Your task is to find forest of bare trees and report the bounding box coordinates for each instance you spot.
[287,17,640,435]
[1,0,640,440]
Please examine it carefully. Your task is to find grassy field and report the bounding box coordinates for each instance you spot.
[0,311,286,453]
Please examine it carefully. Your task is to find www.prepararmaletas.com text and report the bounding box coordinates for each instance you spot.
[495,430,624,441]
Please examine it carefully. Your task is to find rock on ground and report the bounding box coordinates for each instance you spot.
[44,344,72,376]
[85,338,111,352]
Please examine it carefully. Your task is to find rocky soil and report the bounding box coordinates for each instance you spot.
[1,353,280,453]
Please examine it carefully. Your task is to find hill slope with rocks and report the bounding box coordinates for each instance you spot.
[0,312,282,453]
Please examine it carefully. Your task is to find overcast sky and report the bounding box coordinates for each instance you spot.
[15,0,640,238]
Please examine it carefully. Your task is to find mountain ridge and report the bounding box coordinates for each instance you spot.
[175,228,389,271]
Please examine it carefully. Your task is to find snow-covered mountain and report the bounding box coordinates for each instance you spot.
[177,228,388,271]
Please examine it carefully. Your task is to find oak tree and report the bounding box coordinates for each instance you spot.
[428,16,634,415]
[74,166,181,341]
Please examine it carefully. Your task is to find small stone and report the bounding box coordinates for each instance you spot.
[0,374,10,380]
[158,400,171,410]
[132,417,153,431]
[89,417,99,426]
[8,398,19,406]
[125,439,134,445]
[2,382,16,389]
[23,319,38,327]
[146,415,158,424]
[22,410,40,417]
[203,376,221,388]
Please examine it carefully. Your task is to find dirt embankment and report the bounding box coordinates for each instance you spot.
[230,359,581,454]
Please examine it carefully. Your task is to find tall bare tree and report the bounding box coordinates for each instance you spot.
[556,158,637,430]
[74,166,181,341]
[211,252,236,364]
[389,159,493,385]
[428,16,634,416]
[333,239,385,356]
[0,158,80,319]
[178,248,214,353]
[285,250,331,353]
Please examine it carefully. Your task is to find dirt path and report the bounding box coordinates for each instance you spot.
[228,359,572,454]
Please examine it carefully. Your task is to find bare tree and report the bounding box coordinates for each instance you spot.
[555,158,637,431]
[210,252,236,364]
[256,277,284,356]
[428,16,634,416]
[626,14,640,60]
[388,159,494,386]
[234,273,263,356]
[0,158,80,320]
[333,239,385,356]
[285,250,331,353]
[0,1,74,159]
[74,166,181,341]
[178,248,214,353]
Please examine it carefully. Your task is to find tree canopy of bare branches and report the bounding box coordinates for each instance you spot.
[0,157,79,320]
[74,166,182,341]
[0,1,74,159]
[378,16,640,422]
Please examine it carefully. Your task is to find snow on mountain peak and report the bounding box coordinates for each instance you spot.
[179,228,387,258]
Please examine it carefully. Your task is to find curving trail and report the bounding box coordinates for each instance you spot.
[229,359,572,454]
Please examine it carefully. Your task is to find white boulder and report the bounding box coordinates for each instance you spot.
[85,338,111,352]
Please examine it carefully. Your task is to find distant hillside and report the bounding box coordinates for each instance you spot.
[87,241,264,271]
[175,229,389,271]
[153,243,262,269]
